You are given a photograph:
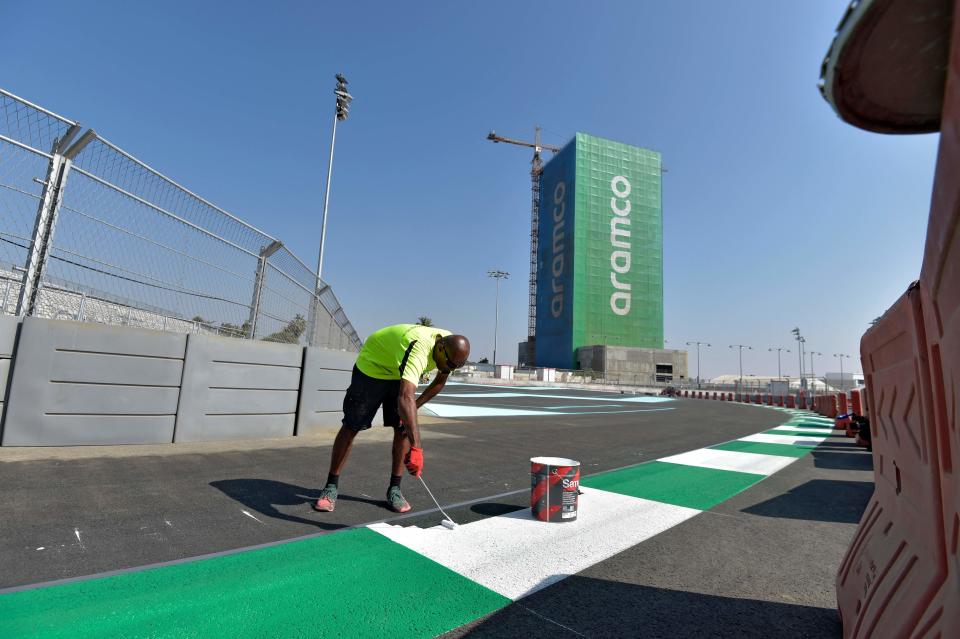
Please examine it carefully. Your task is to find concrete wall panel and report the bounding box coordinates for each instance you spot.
[175,334,303,442]
[296,347,359,436]
[2,317,185,445]
[50,351,183,386]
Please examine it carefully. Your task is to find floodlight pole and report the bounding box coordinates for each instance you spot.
[488,270,509,367]
[310,74,352,345]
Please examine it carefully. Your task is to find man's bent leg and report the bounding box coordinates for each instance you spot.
[329,426,359,476]
[314,426,359,512]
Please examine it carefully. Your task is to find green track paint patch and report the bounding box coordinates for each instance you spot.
[581,461,763,510]
[0,528,508,639]
[711,440,814,458]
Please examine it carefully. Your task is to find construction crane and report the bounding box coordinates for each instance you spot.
[487,127,562,367]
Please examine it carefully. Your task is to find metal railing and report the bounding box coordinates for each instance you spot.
[0,88,361,350]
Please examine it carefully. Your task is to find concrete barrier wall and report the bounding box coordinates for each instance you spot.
[2,317,187,445]
[175,334,304,442]
[296,347,357,436]
[0,317,362,446]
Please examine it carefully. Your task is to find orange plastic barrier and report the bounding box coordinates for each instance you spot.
[917,11,960,632]
[837,393,851,431]
[850,389,863,415]
[836,283,945,639]
[827,395,838,419]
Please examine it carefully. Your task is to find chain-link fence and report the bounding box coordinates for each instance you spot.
[0,88,361,350]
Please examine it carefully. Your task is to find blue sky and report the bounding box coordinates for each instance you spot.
[2,1,938,378]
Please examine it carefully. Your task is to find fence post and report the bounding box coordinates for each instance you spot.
[76,292,87,321]
[1,280,10,314]
[15,127,93,318]
[247,240,282,339]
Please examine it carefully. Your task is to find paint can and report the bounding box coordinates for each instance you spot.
[530,456,580,522]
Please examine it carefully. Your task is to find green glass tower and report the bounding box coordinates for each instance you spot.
[535,133,663,369]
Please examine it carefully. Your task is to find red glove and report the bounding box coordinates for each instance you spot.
[404,446,423,477]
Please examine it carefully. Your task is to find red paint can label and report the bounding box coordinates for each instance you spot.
[530,456,580,522]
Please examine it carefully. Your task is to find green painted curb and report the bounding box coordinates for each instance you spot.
[0,528,509,639]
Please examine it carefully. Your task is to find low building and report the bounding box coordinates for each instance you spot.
[575,345,687,383]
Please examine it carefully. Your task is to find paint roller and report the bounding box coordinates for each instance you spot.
[417,475,459,530]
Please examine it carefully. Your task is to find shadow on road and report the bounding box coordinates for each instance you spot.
[445,576,841,638]
[811,450,873,472]
[740,479,873,524]
[210,479,350,530]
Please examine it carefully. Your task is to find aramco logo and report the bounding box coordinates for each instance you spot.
[609,175,632,316]
[550,181,566,318]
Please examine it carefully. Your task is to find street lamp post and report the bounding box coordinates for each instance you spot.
[686,341,710,388]
[833,353,851,391]
[809,351,822,393]
[729,344,752,390]
[768,347,790,380]
[487,270,509,367]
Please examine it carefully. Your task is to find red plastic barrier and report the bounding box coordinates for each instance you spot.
[753,394,761,404]
[837,393,852,431]
[727,393,734,401]
[786,396,795,408]
[766,395,773,406]
[720,393,726,401]
[698,391,703,399]
[917,11,960,631]
[836,283,945,639]
[851,389,863,415]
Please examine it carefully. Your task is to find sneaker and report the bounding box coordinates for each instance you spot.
[386,485,411,513]
[313,485,337,512]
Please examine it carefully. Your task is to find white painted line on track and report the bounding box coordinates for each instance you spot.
[739,433,827,445]
[369,486,699,601]
[438,392,674,404]
[770,425,836,434]
[658,448,797,476]
[422,403,674,418]
[421,404,560,417]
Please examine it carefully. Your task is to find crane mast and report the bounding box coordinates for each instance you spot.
[486,127,561,366]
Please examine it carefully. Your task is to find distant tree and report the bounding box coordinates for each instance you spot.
[219,321,250,338]
[417,316,433,327]
[478,357,489,364]
[191,316,207,324]
[263,314,307,344]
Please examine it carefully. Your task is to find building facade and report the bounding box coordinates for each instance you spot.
[535,133,663,368]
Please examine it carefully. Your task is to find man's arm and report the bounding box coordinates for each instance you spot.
[416,372,449,408]
[397,380,422,449]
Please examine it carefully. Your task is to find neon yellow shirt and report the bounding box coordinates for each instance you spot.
[355,324,452,386]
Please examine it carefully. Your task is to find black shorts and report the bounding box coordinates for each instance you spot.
[342,366,402,431]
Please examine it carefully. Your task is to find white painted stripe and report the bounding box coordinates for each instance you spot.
[771,425,835,434]
[422,403,674,418]
[370,486,699,601]
[740,433,826,445]
[420,404,559,417]
[658,448,796,476]
[438,392,674,404]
